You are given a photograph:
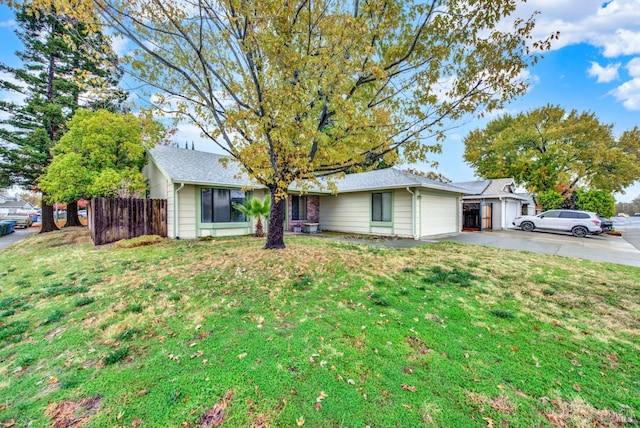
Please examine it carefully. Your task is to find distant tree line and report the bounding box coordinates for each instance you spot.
[615,195,640,216]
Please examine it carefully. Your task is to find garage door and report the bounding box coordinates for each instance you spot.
[421,194,459,236]
[504,201,519,229]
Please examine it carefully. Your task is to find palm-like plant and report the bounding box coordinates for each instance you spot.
[233,197,271,237]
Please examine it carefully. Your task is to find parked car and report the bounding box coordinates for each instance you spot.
[598,217,613,233]
[512,209,602,237]
[634,213,640,217]
[0,214,33,228]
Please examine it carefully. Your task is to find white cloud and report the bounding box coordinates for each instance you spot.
[0,19,16,28]
[109,34,129,57]
[0,71,26,105]
[512,0,640,56]
[588,61,620,82]
[609,57,640,110]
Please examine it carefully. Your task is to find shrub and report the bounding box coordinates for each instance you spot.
[114,235,164,249]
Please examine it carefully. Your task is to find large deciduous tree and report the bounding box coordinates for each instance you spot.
[11,0,554,248]
[97,0,553,249]
[39,109,164,204]
[0,6,124,231]
[463,105,640,197]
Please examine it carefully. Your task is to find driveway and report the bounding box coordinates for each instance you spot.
[0,227,37,251]
[314,228,640,267]
[427,228,640,268]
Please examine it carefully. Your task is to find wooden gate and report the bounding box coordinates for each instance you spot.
[88,198,167,245]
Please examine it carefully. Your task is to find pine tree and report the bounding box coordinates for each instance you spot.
[0,7,125,231]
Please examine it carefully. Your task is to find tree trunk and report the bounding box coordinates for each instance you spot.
[64,200,83,227]
[264,192,286,249]
[39,200,59,233]
[255,217,264,237]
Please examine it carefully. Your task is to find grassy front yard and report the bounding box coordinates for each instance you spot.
[0,229,638,427]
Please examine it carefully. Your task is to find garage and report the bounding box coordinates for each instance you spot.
[504,200,520,229]
[420,192,460,236]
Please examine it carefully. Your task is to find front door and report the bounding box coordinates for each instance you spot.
[463,203,480,230]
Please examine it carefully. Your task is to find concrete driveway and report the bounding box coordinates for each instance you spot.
[0,227,37,251]
[428,228,640,268]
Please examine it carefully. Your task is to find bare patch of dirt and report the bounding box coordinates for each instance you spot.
[46,396,102,428]
[44,326,66,340]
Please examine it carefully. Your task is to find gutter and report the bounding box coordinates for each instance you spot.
[174,182,185,239]
[406,187,419,240]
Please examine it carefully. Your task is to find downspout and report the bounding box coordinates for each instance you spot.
[406,187,418,240]
[174,182,185,239]
[500,196,505,230]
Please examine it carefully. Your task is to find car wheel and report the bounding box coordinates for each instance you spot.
[572,226,588,238]
[520,221,534,232]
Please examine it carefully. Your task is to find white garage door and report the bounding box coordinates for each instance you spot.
[421,194,459,236]
[504,200,519,229]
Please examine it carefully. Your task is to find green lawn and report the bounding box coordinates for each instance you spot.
[0,228,638,427]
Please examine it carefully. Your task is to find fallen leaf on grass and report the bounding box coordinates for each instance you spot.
[238,352,247,360]
[296,416,305,426]
[2,420,15,428]
[46,397,102,428]
[401,384,417,392]
[199,390,234,427]
[483,417,494,427]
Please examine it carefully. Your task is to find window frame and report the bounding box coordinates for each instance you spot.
[200,187,247,223]
[371,191,393,223]
[291,195,307,221]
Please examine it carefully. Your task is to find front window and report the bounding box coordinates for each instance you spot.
[372,192,392,222]
[201,188,247,223]
[541,210,561,218]
[291,195,307,221]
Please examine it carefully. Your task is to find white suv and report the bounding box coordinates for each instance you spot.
[512,209,602,237]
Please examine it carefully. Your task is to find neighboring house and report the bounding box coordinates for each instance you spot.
[453,178,530,230]
[144,146,470,240]
[0,199,36,216]
[515,192,539,216]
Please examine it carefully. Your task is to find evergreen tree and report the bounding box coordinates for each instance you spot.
[0,7,125,231]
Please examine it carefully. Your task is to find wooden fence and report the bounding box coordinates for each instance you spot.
[88,198,167,245]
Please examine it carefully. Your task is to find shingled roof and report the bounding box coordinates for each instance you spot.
[454,178,528,200]
[317,168,470,194]
[148,146,261,188]
[148,146,470,195]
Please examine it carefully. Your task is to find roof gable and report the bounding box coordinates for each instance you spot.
[147,146,261,188]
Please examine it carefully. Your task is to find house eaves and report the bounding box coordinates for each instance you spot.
[148,146,470,195]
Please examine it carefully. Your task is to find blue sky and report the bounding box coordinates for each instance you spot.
[1,1,639,202]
